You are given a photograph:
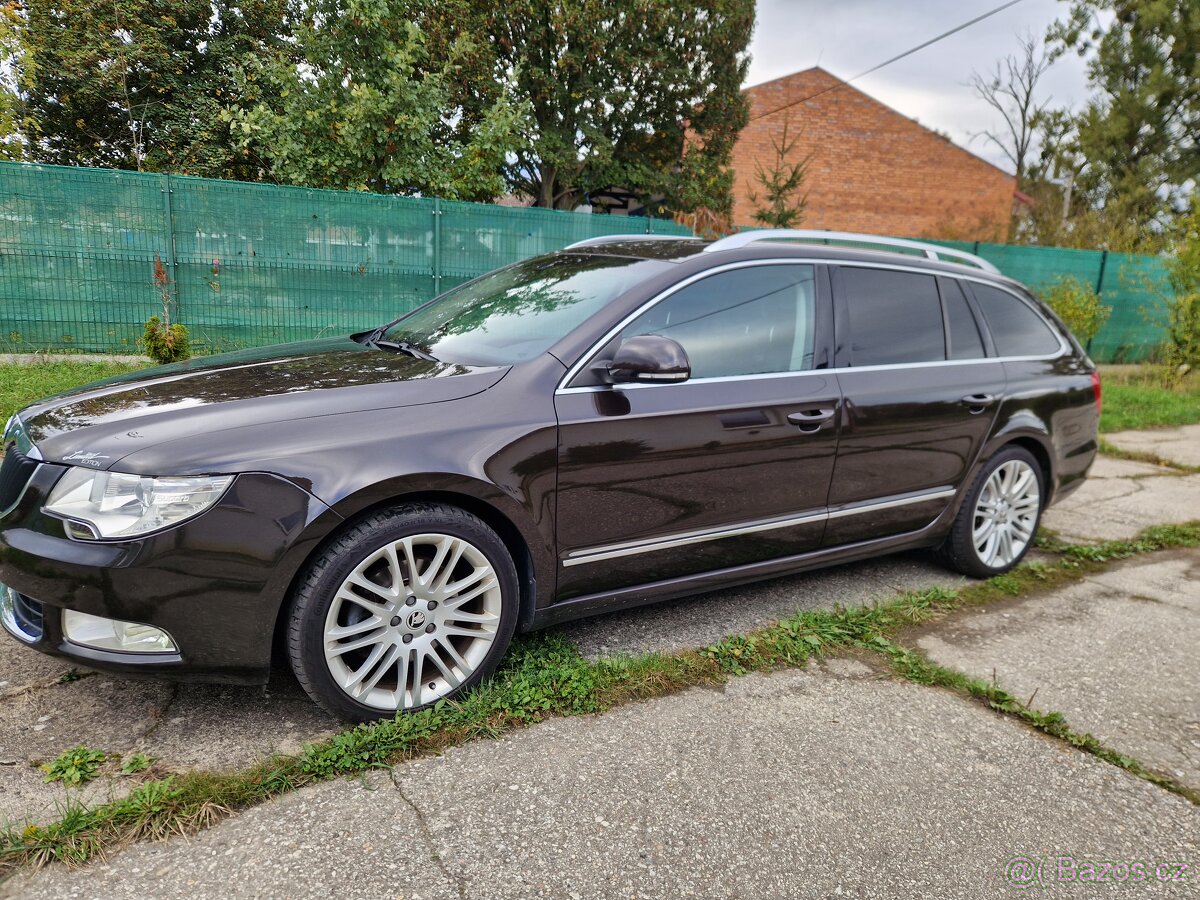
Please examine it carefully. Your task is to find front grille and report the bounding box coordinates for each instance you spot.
[11,593,43,640]
[0,448,38,512]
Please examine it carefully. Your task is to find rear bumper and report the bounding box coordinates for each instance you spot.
[0,463,335,684]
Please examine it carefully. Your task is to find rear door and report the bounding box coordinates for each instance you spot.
[553,262,840,601]
[824,267,1004,546]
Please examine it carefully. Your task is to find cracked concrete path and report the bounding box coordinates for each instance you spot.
[1105,424,1200,468]
[1041,456,1200,543]
[918,550,1200,791]
[0,552,967,829]
[9,660,1197,900]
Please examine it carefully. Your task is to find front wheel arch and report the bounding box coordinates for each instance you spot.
[270,489,540,672]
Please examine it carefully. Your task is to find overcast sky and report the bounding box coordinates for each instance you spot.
[746,0,1093,174]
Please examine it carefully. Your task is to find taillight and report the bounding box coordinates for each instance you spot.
[1090,371,1102,414]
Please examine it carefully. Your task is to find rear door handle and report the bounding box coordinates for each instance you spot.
[961,393,996,413]
[787,408,835,433]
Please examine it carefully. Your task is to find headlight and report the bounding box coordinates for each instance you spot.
[44,469,234,539]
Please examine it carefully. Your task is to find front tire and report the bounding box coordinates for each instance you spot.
[288,503,519,722]
[936,446,1044,578]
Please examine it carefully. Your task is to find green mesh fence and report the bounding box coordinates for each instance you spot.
[932,240,1172,362]
[0,162,690,354]
[0,161,1174,361]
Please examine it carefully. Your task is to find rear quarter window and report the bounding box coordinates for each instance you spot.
[971,284,1062,358]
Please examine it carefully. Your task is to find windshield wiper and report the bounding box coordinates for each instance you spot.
[372,338,438,362]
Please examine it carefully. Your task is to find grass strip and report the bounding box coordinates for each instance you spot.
[2,521,1197,875]
[1097,366,1200,434]
[0,361,149,424]
[1097,437,1200,474]
[875,638,1198,805]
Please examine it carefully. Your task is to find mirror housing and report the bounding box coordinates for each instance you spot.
[600,334,691,385]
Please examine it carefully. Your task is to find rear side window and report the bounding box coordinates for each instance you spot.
[972,284,1062,357]
[621,264,817,378]
[841,267,945,366]
[940,278,986,360]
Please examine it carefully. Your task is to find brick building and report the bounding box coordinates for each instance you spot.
[731,68,1016,240]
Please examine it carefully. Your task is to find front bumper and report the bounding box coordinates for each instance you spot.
[0,461,336,684]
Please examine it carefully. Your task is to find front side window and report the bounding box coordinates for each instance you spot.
[842,267,945,366]
[619,264,817,379]
[384,254,670,365]
[971,284,1062,357]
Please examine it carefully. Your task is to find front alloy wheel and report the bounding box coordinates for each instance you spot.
[289,504,518,721]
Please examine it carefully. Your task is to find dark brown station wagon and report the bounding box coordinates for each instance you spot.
[0,230,1101,721]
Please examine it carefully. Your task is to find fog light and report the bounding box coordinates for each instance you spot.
[62,609,177,654]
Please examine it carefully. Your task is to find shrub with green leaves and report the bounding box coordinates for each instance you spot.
[1041,275,1111,345]
[142,316,191,365]
[41,746,107,787]
[1163,208,1200,386]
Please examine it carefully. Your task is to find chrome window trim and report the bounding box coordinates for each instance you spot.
[555,259,1066,393]
[561,486,956,567]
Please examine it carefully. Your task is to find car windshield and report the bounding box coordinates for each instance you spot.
[382,254,670,366]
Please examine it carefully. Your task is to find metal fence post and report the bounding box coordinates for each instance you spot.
[432,198,442,295]
[159,173,179,319]
[1095,250,1109,295]
[1088,250,1110,356]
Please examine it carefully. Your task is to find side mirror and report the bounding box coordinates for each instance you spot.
[600,335,691,385]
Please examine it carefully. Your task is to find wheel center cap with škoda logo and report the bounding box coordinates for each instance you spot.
[406,610,427,630]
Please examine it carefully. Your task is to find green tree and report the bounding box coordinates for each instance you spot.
[0,1,24,159]
[1050,0,1199,242]
[1040,274,1110,344]
[439,0,754,214]
[226,0,525,200]
[747,119,812,229]
[1160,201,1200,384]
[11,0,289,177]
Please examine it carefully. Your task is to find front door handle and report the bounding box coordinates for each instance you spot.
[961,393,996,414]
[787,408,835,433]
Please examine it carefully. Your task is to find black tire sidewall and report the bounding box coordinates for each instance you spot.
[949,446,1045,578]
[289,505,520,722]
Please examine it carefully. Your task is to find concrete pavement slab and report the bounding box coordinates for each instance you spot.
[918,550,1200,790]
[1042,471,1200,542]
[9,664,1197,900]
[1105,425,1200,468]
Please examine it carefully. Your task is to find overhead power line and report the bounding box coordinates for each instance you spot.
[749,0,1030,121]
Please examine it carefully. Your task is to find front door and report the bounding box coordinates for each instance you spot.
[553,263,841,601]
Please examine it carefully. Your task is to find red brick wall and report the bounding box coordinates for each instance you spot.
[731,69,1015,241]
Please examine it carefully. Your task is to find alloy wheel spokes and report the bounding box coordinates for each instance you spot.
[323,533,503,711]
[973,460,1039,568]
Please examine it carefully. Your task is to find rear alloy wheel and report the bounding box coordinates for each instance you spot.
[288,504,518,721]
[936,446,1044,578]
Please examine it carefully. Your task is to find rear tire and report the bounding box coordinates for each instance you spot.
[936,446,1044,578]
[287,503,519,722]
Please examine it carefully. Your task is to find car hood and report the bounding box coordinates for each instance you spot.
[18,338,509,469]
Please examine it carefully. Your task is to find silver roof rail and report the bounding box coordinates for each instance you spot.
[563,234,700,251]
[702,229,1000,275]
